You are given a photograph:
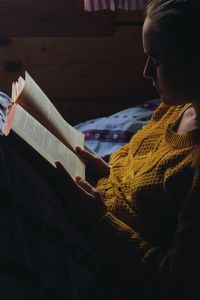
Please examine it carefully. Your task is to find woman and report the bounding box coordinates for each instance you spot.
[57,1,200,299]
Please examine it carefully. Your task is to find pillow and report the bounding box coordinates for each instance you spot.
[75,98,160,158]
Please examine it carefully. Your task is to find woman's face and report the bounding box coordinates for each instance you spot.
[142,17,200,106]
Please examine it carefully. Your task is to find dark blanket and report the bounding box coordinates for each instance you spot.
[0,138,112,300]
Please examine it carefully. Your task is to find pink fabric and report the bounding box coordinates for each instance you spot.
[84,0,147,11]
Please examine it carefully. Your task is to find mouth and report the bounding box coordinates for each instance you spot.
[157,88,162,94]
[153,83,162,94]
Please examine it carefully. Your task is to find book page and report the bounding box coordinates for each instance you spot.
[11,105,85,179]
[13,72,84,153]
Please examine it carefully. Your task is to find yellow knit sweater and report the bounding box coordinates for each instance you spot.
[90,103,200,299]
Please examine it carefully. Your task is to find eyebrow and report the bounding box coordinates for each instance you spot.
[144,51,163,61]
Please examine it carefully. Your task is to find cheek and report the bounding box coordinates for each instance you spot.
[158,66,183,90]
[156,68,184,100]
[156,68,173,90]
[158,67,195,102]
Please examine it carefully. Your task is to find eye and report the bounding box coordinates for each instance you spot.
[151,57,161,67]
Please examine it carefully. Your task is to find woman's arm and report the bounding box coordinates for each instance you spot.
[88,178,200,300]
[56,159,200,299]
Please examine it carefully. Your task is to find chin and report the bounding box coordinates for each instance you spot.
[160,95,172,105]
[161,94,186,106]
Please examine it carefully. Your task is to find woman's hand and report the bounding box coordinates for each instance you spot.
[75,146,110,184]
[55,161,107,226]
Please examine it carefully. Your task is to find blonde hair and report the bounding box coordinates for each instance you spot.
[145,0,200,61]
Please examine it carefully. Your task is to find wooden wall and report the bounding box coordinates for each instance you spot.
[0,0,158,124]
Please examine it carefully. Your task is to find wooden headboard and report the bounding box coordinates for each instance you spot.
[0,0,158,124]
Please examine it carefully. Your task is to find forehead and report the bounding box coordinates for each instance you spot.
[142,18,171,60]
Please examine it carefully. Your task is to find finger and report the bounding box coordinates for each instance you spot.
[75,177,106,217]
[76,147,106,169]
[55,161,101,201]
[75,146,97,163]
[55,161,95,203]
[55,161,76,187]
[75,176,101,199]
[75,176,95,194]
[55,161,70,176]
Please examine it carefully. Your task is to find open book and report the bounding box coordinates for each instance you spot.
[3,71,86,178]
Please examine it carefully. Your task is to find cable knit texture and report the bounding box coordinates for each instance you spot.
[92,102,200,299]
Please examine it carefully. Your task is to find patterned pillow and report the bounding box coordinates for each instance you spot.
[75,98,160,158]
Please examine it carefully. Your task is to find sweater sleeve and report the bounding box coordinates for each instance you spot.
[89,177,200,300]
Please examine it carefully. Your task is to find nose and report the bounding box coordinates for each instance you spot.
[143,57,156,80]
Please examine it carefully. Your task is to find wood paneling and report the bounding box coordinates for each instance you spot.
[0,2,158,124]
[114,9,144,23]
[0,25,158,123]
[0,0,112,36]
